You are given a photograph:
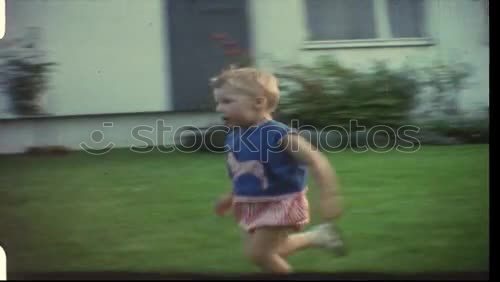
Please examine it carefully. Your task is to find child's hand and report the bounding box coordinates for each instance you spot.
[214,194,233,216]
[320,194,343,220]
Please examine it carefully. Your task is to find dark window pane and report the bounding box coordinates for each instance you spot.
[388,0,425,38]
[306,0,376,40]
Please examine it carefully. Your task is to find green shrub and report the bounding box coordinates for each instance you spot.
[275,56,421,130]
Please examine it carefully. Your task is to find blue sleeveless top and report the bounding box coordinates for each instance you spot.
[225,120,307,202]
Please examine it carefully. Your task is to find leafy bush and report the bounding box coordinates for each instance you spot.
[0,28,57,115]
[272,56,488,144]
[417,109,489,144]
[275,56,421,130]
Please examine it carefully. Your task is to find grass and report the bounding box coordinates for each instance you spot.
[0,144,489,274]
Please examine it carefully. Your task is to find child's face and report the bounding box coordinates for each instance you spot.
[214,85,265,127]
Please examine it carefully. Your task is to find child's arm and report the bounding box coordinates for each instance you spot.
[281,133,343,220]
[214,192,233,216]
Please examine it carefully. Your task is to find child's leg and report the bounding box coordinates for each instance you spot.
[245,226,294,273]
[277,230,317,258]
[279,223,348,257]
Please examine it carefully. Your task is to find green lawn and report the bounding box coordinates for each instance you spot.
[0,145,489,274]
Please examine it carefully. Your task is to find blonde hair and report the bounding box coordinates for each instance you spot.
[210,67,280,112]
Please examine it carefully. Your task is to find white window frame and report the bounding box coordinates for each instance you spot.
[302,0,434,49]
[0,0,5,39]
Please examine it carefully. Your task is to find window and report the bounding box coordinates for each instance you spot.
[305,0,429,46]
[305,0,376,40]
[387,0,425,38]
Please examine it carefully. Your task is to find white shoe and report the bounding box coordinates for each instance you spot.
[311,223,348,256]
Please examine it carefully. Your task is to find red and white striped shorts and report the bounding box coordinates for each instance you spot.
[233,191,310,233]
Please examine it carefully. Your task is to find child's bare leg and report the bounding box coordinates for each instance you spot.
[279,223,348,258]
[277,231,317,257]
[245,226,293,273]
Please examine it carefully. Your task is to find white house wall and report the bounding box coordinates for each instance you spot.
[1,0,489,116]
[0,112,222,154]
[249,0,489,113]
[2,0,172,117]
